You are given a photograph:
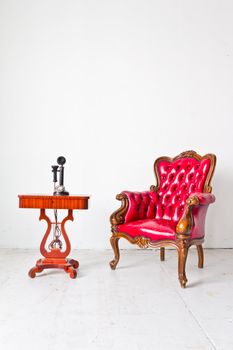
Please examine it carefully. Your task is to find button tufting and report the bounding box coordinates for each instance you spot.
[150,156,212,222]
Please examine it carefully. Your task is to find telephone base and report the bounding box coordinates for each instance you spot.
[53,191,69,196]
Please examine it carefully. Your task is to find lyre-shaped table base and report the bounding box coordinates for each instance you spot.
[28,209,79,279]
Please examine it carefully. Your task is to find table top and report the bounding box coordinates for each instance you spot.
[18,194,90,209]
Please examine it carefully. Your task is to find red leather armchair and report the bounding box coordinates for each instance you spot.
[109,151,216,288]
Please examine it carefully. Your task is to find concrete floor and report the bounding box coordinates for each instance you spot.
[0,248,232,350]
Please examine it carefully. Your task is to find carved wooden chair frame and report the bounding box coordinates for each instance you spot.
[109,151,216,288]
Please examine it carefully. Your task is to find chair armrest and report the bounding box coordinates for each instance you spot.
[187,192,215,206]
[176,192,216,236]
[110,190,159,226]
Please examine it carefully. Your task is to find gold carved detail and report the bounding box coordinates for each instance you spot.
[135,236,150,248]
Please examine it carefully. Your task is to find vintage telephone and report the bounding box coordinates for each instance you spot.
[51,156,69,196]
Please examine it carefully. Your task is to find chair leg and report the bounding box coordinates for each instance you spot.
[196,244,204,268]
[160,247,165,261]
[109,235,120,270]
[177,245,189,288]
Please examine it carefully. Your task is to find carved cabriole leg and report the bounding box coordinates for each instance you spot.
[160,247,165,261]
[196,244,204,268]
[109,234,120,270]
[177,239,190,288]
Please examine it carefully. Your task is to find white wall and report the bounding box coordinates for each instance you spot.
[0,0,233,249]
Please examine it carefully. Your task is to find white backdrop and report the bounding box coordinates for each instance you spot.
[0,0,232,249]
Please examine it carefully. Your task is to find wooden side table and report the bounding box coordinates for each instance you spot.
[18,195,89,278]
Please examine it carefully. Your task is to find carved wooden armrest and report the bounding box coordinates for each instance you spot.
[110,192,129,226]
[110,190,159,226]
[176,192,215,237]
[188,192,215,206]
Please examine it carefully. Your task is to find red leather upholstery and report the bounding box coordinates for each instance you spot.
[118,219,176,241]
[123,158,211,223]
[186,192,215,239]
[123,191,159,223]
[190,205,209,239]
[116,157,214,241]
[155,157,210,221]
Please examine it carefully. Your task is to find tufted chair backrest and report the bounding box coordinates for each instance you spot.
[153,151,216,221]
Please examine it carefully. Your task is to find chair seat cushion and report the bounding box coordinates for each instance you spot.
[117,219,177,241]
